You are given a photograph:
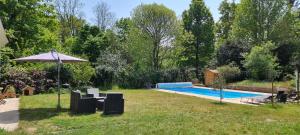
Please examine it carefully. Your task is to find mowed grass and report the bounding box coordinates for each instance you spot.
[2,90,300,135]
[230,80,294,88]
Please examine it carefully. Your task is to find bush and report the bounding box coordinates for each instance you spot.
[46,65,73,84]
[117,68,195,89]
[93,66,114,90]
[244,42,279,80]
[216,40,246,69]
[4,67,30,92]
[3,67,50,94]
[28,70,47,93]
[217,64,241,83]
[64,63,95,87]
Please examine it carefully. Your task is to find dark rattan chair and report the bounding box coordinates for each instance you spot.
[103,93,124,115]
[70,90,96,113]
[278,94,288,103]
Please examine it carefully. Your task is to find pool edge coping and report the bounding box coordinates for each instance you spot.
[155,86,272,105]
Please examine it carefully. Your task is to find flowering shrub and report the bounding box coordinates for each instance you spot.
[3,67,50,94]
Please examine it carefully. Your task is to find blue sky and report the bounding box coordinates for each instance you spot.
[81,0,238,24]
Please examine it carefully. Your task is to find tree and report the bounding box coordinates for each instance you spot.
[292,42,300,104]
[125,25,153,71]
[115,18,133,42]
[216,0,236,40]
[93,1,115,30]
[182,0,215,80]
[131,3,177,70]
[96,49,127,80]
[71,24,118,63]
[216,40,247,69]
[0,0,60,56]
[55,0,84,42]
[232,0,290,45]
[244,41,279,80]
[71,25,101,55]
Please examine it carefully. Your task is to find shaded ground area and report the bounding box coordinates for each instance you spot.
[2,90,300,135]
[0,98,19,132]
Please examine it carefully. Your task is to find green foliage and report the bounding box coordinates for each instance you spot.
[182,0,215,80]
[216,39,247,68]
[244,42,279,80]
[217,64,241,83]
[71,25,100,54]
[96,50,127,77]
[55,0,85,43]
[94,48,127,89]
[0,47,14,78]
[115,17,133,42]
[6,85,16,93]
[0,0,60,56]
[216,0,236,40]
[124,24,153,71]
[132,3,177,70]
[232,0,290,45]
[118,68,195,88]
[64,63,95,87]
[46,65,73,84]
[1,0,298,90]
[72,25,117,63]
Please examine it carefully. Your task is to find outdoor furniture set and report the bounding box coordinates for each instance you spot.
[70,88,124,115]
[241,90,299,105]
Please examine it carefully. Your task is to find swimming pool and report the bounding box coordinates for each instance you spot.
[162,87,263,99]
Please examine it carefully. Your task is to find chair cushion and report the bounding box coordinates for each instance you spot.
[87,88,99,97]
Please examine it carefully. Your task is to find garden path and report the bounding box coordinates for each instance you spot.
[0,98,19,131]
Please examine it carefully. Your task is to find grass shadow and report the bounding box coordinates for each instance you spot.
[100,113,123,118]
[263,103,284,109]
[68,111,99,117]
[211,101,228,106]
[19,108,69,122]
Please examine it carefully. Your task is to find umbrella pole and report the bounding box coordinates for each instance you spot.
[57,62,61,110]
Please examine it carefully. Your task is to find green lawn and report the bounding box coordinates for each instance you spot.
[230,80,294,88]
[2,90,300,135]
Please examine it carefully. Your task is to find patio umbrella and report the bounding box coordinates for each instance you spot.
[14,50,88,110]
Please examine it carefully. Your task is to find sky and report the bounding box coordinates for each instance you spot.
[81,0,238,25]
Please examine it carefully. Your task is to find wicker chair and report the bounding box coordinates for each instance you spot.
[70,90,96,113]
[103,93,124,115]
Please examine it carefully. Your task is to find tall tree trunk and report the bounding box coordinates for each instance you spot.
[156,43,159,70]
[152,41,160,71]
[195,38,200,80]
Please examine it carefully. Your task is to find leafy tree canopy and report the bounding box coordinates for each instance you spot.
[182,0,215,80]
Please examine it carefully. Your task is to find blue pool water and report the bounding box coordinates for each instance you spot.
[163,87,262,98]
